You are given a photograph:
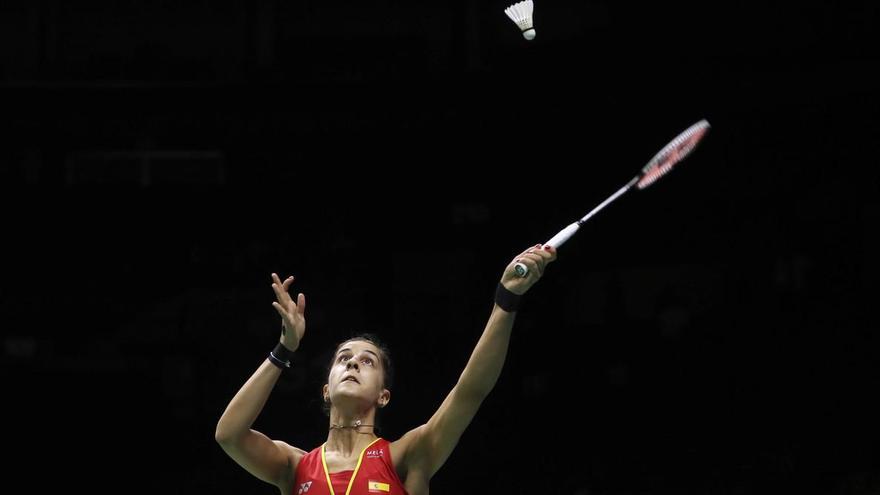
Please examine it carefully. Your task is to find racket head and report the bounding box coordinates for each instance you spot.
[637,119,711,189]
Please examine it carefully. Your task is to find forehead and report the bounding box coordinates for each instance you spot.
[336,339,381,357]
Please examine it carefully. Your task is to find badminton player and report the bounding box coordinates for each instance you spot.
[216,244,556,494]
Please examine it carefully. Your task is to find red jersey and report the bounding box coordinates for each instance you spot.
[293,438,408,495]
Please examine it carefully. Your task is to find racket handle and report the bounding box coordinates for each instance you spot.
[544,222,580,249]
[514,223,581,278]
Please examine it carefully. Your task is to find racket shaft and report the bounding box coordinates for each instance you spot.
[578,176,639,224]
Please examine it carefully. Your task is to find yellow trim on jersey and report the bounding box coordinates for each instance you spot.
[320,438,383,495]
[320,444,334,495]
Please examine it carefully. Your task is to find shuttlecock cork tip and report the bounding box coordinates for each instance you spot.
[523,28,535,40]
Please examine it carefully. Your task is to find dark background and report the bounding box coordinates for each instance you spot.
[2,1,878,494]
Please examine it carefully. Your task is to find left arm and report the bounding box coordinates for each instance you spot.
[396,244,556,477]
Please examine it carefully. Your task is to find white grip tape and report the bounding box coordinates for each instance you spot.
[544,223,580,249]
[515,223,580,278]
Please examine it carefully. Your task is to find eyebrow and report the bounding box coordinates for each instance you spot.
[337,348,380,360]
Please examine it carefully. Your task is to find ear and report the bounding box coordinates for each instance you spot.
[378,389,391,408]
[323,384,330,402]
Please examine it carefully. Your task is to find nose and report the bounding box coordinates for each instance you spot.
[346,359,359,371]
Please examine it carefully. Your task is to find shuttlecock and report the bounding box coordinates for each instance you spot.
[504,0,535,40]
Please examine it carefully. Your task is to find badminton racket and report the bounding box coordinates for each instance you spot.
[515,119,711,277]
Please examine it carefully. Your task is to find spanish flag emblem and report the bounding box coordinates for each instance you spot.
[368,480,390,492]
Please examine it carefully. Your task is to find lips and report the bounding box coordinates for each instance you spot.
[341,375,360,384]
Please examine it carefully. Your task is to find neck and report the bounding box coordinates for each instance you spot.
[325,406,378,456]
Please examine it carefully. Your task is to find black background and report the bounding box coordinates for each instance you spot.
[2,1,878,493]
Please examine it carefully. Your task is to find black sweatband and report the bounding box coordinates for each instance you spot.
[269,342,295,369]
[494,283,522,312]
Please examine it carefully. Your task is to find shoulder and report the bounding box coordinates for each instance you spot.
[276,440,309,459]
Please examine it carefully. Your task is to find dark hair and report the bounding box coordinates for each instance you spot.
[322,333,394,416]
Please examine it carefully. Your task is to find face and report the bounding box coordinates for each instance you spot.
[324,339,390,409]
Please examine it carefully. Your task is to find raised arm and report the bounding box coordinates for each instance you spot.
[397,244,556,477]
[215,273,307,490]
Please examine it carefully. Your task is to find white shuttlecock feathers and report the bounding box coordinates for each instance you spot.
[504,0,535,40]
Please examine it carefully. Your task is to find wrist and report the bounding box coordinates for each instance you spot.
[279,338,298,353]
[494,282,522,313]
[269,341,296,369]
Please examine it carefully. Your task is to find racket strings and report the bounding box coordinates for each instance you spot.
[638,162,674,189]
[636,120,710,190]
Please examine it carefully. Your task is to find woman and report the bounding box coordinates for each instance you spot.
[216,244,556,494]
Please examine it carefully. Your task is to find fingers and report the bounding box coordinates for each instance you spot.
[513,245,540,274]
[271,273,295,287]
[514,255,541,277]
[271,301,289,319]
[520,244,554,260]
[270,273,294,305]
[270,273,306,323]
[518,244,556,276]
[543,244,557,261]
[271,280,288,305]
[517,244,541,258]
[296,292,306,315]
[281,275,295,292]
[524,254,545,276]
[506,243,557,282]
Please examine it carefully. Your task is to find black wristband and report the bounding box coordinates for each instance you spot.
[494,283,522,312]
[269,342,295,369]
